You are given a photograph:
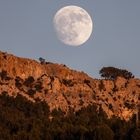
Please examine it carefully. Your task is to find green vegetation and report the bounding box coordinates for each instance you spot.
[0,93,139,140]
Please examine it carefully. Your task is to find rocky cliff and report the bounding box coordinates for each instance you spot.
[0,51,140,120]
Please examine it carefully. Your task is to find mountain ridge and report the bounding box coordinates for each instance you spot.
[0,51,140,120]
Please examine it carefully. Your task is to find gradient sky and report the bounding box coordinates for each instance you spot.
[0,0,140,78]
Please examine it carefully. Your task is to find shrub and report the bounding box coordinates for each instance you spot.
[79,99,84,106]
[112,85,118,92]
[79,93,83,98]
[113,97,117,101]
[1,91,8,95]
[84,79,90,84]
[24,76,35,87]
[62,79,74,87]
[34,82,43,91]
[27,89,36,96]
[124,101,135,109]
[0,70,11,80]
[109,104,113,110]
[15,77,23,89]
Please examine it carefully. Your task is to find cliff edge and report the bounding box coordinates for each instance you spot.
[0,51,140,120]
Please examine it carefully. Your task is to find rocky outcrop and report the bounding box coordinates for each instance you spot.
[0,51,140,120]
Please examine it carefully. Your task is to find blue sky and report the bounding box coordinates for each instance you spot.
[0,0,140,78]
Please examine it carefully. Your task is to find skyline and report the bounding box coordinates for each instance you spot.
[0,0,140,78]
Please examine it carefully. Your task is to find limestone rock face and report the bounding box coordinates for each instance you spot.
[0,51,140,120]
[0,51,44,79]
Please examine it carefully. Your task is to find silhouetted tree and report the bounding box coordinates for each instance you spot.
[39,57,45,64]
[99,67,134,80]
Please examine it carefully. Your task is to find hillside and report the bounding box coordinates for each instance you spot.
[0,51,140,120]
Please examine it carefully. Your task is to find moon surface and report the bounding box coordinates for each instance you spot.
[53,6,93,46]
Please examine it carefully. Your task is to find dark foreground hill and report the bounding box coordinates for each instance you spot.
[0,93,140,140]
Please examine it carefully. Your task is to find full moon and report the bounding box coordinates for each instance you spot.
[53,6,93,46]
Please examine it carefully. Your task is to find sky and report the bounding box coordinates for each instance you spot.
[0,0,140,78]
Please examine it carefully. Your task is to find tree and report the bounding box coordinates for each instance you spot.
[39,57,45,64]
[99,66,134,80]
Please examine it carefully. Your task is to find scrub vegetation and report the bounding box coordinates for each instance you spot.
[0,93,139,140]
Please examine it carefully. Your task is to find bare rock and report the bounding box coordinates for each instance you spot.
[0,51,140,121]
